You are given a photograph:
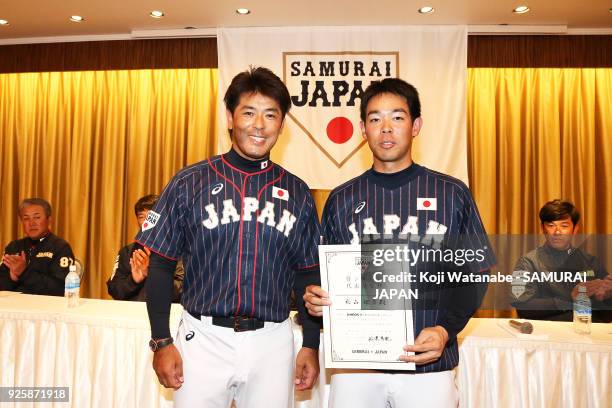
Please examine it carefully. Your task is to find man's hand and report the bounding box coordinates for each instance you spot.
[294,347,319,391]
[130,248,151,283]
[303,285,331,317]
[400,326,449,365]
[572,280,612,301]
[590,279,612,302]
[2,251,27,281]
[152,344,184,390]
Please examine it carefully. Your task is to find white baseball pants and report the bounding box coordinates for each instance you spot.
[173,311,294,408]
[328,369,458,408]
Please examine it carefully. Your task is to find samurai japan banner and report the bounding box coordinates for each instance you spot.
[217,26,467,189]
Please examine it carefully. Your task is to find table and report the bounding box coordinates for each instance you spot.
[457,318,612,408]
[1,293,610,407]
[0,292,182,408]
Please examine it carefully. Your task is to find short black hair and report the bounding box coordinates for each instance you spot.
[134,194,159,216]
[224,66,291,117]
[539,199,580,226]
[360,78,421,122]
[19,198,52,217]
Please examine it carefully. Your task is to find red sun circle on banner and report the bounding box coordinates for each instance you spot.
[423,200,431,208]
[277,190,284,197]
[326,117,354,144]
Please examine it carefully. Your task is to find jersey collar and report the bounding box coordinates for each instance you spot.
[223,148,271,174]
[366,163,424,189]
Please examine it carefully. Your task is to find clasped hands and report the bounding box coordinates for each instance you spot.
[2,251,27,281]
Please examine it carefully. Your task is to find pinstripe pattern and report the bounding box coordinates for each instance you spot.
[323,164,494,372]
[136,154,320,322]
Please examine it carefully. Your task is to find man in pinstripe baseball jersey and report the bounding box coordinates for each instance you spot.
[137,67,321,408]
[305,78,495,407]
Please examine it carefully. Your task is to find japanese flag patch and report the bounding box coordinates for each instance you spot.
[417,198,437,211]
[272,186,289,201]
[141,210,161,232]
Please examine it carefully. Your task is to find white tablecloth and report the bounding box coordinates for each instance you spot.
[1,292,611,408]
[0,292,182,408]
[457,318,612,408]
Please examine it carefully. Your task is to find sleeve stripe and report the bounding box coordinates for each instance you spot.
[135,240,179,261]
[296,263,320,270]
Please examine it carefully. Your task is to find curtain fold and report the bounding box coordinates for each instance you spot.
[0,69,218,298]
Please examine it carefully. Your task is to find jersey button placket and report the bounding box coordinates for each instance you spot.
[235,174,251,315]
[237,174,259,315]
[243,177,258,291]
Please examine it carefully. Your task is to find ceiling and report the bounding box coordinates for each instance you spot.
[0,0,610,42]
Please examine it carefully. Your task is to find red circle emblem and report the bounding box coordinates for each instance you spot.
[326,117,354,144]
[423,200,431,208]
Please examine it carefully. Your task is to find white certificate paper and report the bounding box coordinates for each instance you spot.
[319,245,415,370]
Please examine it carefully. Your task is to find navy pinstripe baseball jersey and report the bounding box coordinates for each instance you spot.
[322,163,495,372]
[136,151,321,322]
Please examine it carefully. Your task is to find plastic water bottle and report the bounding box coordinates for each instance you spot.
[573,285,591,334]
[65,265,80,308]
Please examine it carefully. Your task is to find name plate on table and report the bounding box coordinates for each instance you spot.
[319,245,415,370]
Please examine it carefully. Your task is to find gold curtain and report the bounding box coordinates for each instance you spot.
[468,68,611,235]
[0,69,218,299]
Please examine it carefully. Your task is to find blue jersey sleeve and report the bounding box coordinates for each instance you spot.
[321,192,341,245]
[458,186,496,272]
[136,175,186,260]
[292,192,321,270]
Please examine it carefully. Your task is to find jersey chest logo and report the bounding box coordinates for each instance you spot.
[211,183,224,195]
[272,186,289,201]
[417,197,437,211]
[347,215,448,247]
[202,197,296,237]
[354,201,366,214]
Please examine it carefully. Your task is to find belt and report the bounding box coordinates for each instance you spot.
[187,310,265,332]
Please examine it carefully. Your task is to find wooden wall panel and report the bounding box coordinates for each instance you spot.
[0,38,217,72]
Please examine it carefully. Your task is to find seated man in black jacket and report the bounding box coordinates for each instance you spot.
[107,195,183,302]
[0,198,75,296]
[512,200,612,322]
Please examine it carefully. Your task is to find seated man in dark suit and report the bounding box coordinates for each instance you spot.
[512,200,612,322]
[0,198,75,296]
[107,195,183,302]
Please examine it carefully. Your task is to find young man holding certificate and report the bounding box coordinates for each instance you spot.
[304,78,495,407]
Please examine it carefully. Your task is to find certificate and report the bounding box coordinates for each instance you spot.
[319,244,415,370]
